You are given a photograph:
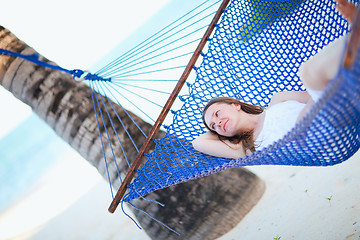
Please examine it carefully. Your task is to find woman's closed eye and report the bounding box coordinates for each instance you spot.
[210,111,219,130]
[210,111,219,129]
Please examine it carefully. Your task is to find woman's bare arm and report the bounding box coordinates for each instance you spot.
[296,98,315,122]
[269,91,311,107]
[192,132,245,159]
[269,91,315,122]
[298,34,347,91]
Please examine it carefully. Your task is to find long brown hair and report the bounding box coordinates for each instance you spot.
[202,97,264,153]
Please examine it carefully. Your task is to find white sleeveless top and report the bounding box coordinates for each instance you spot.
[255,100,306,150]
[254,88,323,150]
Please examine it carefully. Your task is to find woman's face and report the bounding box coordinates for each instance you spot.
[204,102,243,137]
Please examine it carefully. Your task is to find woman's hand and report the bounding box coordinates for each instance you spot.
[192,131,245,159]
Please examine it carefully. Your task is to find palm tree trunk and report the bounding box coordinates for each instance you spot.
[0,26,265,240]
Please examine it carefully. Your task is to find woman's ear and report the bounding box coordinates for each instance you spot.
[232,103,241,111]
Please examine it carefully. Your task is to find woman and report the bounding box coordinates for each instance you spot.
[192,0,358,159]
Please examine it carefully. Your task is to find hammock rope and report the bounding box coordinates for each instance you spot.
[96,3,221,79]
[0,49,88,80]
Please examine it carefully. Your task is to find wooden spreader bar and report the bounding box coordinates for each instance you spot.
[108,0,231,213]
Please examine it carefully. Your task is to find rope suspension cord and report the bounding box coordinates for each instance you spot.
[86,0,224,133]
[95,0,222,78]
[0,49,89,80]
[108,0,231,214]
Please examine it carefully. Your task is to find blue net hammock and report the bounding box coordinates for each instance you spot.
[1,0,359,214]
[118,0,360,203]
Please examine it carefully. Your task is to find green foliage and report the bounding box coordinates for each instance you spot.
[273,234,281,240]
[238,0,303,42]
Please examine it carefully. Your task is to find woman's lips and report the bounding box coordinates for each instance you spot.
[223,120,228,131]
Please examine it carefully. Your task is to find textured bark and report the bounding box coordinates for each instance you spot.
[132,168,265,239]
[0,26,265,239]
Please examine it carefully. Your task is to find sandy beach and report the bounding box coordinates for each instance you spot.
[0,146,359,240]
[221,150,360,240]
[0,150,149,240]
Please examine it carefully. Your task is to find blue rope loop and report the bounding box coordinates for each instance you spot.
[0,48,111,82]
[0,48,73,75]
[70,69,85,79]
